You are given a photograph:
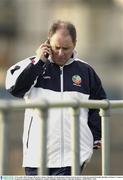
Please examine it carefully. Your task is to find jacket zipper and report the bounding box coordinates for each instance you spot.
[60,66,63,94]
[26,117,33,148]
[60,66,64,166]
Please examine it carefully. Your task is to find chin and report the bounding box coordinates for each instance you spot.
[56,62,64,66]
[54,60,66,66]
[54,60,68,66]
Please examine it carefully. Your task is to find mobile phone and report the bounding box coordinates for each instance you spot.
[44,39,50,58]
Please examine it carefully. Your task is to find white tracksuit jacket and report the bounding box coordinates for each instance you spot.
[5,55,106,168]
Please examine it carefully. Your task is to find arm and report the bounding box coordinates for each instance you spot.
[87,67,106,147]
[5,41,52,98]
[5,57,45,98]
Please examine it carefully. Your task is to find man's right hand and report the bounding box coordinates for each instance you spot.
[35,41,52,62]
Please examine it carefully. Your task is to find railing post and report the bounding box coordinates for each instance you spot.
[38,108,48,175]
[0,110,4,174]
[0,110,9,175]
[71,107,80,175]
[100,107,110,175]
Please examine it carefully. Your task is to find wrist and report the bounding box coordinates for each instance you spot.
[35,56,47,63]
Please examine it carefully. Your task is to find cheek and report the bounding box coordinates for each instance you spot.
[52,51,58,57]
[65,51,73,58]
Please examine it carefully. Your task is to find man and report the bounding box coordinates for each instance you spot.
[5,20,106,175]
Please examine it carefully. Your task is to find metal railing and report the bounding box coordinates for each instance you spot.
[0,99,123,175]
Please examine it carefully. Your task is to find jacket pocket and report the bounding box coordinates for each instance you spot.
[26,117,33,148]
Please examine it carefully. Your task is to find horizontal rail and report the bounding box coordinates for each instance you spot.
[0,99,123,111]
[0,98,123,175]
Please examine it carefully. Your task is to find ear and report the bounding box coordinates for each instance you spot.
[74,39,77,46]
[48,32,52,39]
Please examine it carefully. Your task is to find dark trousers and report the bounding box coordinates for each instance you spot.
[25,164,85,176]
[25,167,71,176]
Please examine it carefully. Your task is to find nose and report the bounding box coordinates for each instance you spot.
[58,49,64,56]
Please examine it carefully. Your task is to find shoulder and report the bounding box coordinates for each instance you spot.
[74,58,95,71]
[13,56,36,67]
[74,58,101,81]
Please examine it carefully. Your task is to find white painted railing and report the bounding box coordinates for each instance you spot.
[0,99,123,175]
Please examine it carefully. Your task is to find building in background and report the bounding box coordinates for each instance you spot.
[0,0,123,175]
[1,0,123,99]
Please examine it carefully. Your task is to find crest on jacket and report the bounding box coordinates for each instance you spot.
[72,75,81,86]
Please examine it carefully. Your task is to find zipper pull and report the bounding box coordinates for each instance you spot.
[60,66,63,74]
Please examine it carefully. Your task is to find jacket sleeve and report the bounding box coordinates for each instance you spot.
[87,66,107,142]
[5,57,45,98]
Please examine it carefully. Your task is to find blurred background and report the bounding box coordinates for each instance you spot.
[0,0,123,175]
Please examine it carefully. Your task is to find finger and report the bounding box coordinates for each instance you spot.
[42,46,52,53]
[43,49,52,56]
[40,43,51,49]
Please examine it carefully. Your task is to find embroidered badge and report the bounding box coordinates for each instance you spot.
[31,59,35,64]
[10,65,20,75]
[72,75,82,87]
[43,76,51,79]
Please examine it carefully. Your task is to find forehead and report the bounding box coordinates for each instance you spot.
[50,30,73,46]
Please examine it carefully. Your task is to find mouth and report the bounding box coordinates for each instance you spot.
[58,58,65,61]
[59,54,68,59]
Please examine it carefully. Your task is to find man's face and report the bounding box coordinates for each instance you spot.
[50,30,76,66]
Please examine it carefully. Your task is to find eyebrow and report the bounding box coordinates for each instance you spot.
[54,45,71,49]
